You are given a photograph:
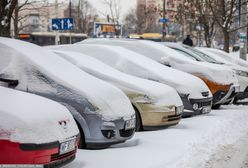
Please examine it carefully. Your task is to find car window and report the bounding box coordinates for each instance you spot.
[171,48,200,61]
[187,47,224,64]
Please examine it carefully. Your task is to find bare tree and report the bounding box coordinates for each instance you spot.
[12,0,49,38]
[122,8,138,35]
[101,0,121,25]
[177,0,216,47]
[207,0,245,52]
[0,0,18,37]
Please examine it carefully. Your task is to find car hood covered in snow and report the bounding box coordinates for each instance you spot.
[51,50,183,107]
[0,86,79,144]
[160,43,238,86]
[0,38,134,121]
[49,43,211,99]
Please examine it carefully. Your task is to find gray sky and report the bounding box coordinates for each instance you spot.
[88,0,137,21]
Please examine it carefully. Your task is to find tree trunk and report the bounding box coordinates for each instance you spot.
[0,24,11,37]
[204,26,211,47]
[14,1,19,39]
[223,30,230,53]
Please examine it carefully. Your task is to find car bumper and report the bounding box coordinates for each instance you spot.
[83,114,135,149]
[0,136,78,165]
[213,85,239,105]
[134,103,182,129]
[180,95,212,117]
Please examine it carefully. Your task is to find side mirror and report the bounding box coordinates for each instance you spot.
[160,57,171,67]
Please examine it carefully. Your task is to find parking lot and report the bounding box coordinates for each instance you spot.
[65,105,248,168]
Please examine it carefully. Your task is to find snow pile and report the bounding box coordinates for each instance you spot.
[48,44,211,99]
[52,50,183,107]
[0,86,79,144]
[65,105,248,168]
[0,37,134,121]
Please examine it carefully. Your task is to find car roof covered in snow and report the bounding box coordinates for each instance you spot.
[0,37,134,120]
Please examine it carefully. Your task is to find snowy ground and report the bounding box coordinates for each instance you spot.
[64,105,248,168]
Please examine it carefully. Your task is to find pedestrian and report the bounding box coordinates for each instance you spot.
[183,35,193,47]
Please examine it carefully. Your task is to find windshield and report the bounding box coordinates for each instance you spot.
[171,48,201,61]
[186,47,224,64]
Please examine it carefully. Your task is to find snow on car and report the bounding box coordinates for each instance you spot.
[50,43,212,117]
[0,37,135,149]
[194,47,248,103]
[202,47,248,68]
[163,43,239,108]
[50,50,184,131]
[0,86,79,166]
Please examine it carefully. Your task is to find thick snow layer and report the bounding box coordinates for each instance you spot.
[48,44,211,99]
[0,37,134,121]
[65,105,248,168]
[201,47,248,68]
[82,39,236,85]
[0,86,79,144]
[52,50,183,107]
[162,43,238,86]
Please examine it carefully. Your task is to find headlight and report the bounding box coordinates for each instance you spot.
[134,95,154,104]
[176,105,184,115]
[234,69,248,77]
[192,103,199,110]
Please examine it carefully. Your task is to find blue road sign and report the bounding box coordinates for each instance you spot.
[52,18,74,30]
[159,18,169,23]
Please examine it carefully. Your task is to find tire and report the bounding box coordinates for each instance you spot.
[75,121,86,149]
[133,106,143,131]
[212,104,221,109]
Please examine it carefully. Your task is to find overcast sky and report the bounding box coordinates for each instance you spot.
[88,0,137,21]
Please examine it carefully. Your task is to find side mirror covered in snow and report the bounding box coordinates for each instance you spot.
[0,78,19,88]
[160,57,171,67]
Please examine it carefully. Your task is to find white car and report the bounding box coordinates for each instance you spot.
[0,86,79,166]
[163,42,240,108]
[194,47,248,103]
[0,37,135,149]
[50,43,212,117]
[51,50,184,131]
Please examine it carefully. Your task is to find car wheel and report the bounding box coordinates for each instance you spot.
[133,106,143,131]
[75,121,86,149]
[212,104,221,109]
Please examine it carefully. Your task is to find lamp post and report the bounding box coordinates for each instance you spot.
[69,0,72,44]
[162,0,166,41]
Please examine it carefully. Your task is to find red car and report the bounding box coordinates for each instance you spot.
[0,86,79,167]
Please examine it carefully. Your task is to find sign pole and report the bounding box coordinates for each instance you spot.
[162,0,166,41]
[69,0,72,44]
[55,0,59,45]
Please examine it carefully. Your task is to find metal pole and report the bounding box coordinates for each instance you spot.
[162,0,166,41]
[69,0,72,44]
[55,0,59,45]
[240,0,247,60]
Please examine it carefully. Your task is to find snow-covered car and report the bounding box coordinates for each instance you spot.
[191,47,248,102]
[51,43,212,117]
[0,37,135,149]
[0,86,79,166]
[199,47,248,70]
[50,50,184,131]
[163,43,240,108]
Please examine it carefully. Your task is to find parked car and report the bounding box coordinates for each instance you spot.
[50,50,184,131]
[0,86,79,166]
[51,43,212,117]
[163,43,240,108]
[0,37,135,149]
[199,47,248,69]
[192,47,248,103]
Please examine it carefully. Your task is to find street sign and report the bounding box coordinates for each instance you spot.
[52,18,74,30]
[159,18,169,23]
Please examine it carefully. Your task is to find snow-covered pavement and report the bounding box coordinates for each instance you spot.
[65,105,248,168]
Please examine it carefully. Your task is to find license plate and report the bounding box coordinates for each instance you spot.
[202,106,211,114]
[125,118,136,130]
[60,138,76,154]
